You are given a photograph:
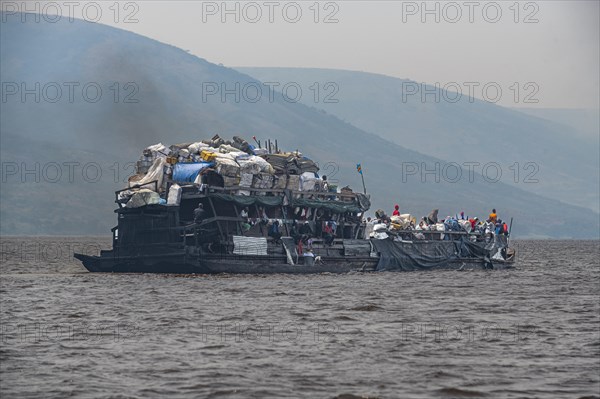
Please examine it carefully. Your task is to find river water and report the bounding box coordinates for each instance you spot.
[0,237,598,398]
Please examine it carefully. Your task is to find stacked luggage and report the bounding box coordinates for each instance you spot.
[122,135,333,207]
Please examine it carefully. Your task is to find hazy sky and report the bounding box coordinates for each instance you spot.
[10,0,600,108]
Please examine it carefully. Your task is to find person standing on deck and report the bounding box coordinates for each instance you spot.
[469,217,478,230]
[495,219,502,235]
[489,209,498,223]
[322,175,329,192]
[290,221,301,244]
[392,204,400,216]
[240,207,251,232]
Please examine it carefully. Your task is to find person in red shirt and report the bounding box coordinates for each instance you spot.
[323,222,335,245]
[392,204,400,216]
[469,217,478,230]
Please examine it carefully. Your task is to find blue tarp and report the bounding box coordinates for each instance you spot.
[173,162,213,182]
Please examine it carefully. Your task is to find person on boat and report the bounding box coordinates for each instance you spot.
[240,207,251,232]
[306,236,314,251]
[489,209,498,223]
[268,220,282,243]
[392,204,400,216]
[302,248,315,266]
[468,217,478,230]
[297,236,304,255]
[414,219,427,238]
[426,209,439,225]
[257,206,269,235]
[290,221,301,244]
[473,219,486,239]
[495,219,502,235]
[297,233,313,255]
[299,221,313,236]
[413,220,427,240]
[330,219,337,235]
[375,209,390,224]
[323,222,335,245]
[315,210,327,238]
[502,221,509,236]
[322,175,329,192]
[445,216,460,232]
[193,203,207,223]
[364,217,376,238]
[258,207,268,223]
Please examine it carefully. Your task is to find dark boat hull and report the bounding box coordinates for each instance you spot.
[74,252,512,274]
[74,253,206,274]
[73,252,379,274]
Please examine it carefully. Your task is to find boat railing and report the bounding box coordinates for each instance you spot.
[388,228,493,242]
[114,180,159,206]
[182,184,360,202]
[392,229,475,236]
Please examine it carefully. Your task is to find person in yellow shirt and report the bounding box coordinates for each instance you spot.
[488,209,497,223]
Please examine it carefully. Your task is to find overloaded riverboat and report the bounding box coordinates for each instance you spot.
[74,135,515,274]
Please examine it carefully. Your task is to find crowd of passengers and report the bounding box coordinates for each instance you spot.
[193,200,509,248]
[193,202,359,252]
[367,206,510,242]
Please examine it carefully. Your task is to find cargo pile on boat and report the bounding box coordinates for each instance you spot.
[119,135,335,208]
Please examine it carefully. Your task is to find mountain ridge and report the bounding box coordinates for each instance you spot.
[1,16,598,238]
[237,67,600,213]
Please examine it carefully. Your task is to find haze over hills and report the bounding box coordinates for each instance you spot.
[513,107,600,143]
[1,16,598,238]
[237,68,600,213]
